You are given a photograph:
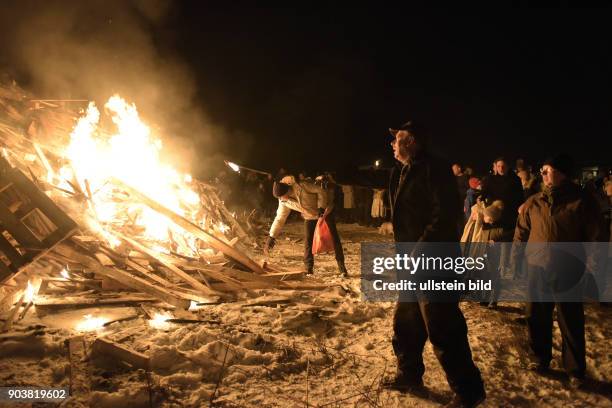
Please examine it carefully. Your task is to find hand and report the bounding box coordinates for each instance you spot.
[318,208,325,218]
[264,236,276,255]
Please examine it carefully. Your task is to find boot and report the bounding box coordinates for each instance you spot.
[382,375,427,396]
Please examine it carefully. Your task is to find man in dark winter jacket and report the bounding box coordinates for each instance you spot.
[480,158,524,232]
[480,157,525,306]
[512,153,607,389]
[385,121,485,408]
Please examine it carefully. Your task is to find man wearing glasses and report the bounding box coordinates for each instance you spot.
[513,153,607,389]
[385,121,485,408]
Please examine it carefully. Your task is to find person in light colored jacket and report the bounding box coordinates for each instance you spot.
[264,175,346,276]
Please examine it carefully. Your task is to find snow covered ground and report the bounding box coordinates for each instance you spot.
[0,221,610,407]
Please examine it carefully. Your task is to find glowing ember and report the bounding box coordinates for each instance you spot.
[148,311,174,330]
[23,281,36,303]
[75,314,108,332]
[226,161,240,173]
[55,95,202,256]
[60,269,70,279]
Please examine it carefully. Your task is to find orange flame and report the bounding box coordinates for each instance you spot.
[56,95,205,255]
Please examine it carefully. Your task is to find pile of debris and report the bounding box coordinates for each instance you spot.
[0,80,328,333]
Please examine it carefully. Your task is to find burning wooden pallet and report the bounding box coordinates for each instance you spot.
[0,81,325,331]
[0,156,78,283]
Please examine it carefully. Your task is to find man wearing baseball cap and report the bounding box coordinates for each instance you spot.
[385,121,485,407]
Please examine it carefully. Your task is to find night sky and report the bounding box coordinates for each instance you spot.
[166,7,612,175]
[2,5,612,176]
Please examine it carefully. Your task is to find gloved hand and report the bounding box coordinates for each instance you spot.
[264,236,276,254]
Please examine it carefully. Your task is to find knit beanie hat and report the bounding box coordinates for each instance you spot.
[483,200,504,223]
[543,153,573,177]
[272,182,290,198]
[468,177,481,190]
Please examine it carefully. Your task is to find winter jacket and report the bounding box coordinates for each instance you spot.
[389,152,462,242]
[512,181,608,269]
[269,175,331,238]
[514,181,606,243]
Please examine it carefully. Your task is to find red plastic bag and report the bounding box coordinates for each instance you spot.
[312,218,334,254]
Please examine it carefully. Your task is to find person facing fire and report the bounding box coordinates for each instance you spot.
[385,121,485,408]
[264,174,347,276]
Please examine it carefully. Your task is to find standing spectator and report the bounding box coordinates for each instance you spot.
[512,153,607,389]
[517,168,539,199]
[371,188,386,225]
[480,157,525,280]
[464,177,482,221]
[341,184,355,223]
[385,121,485,407]
[354,185,372,226]
[453,163,470,204]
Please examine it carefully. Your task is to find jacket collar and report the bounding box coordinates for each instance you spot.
[543,180,580,205]
[391,151,430,206]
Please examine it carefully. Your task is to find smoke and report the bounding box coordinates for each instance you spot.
[0,0,238,177]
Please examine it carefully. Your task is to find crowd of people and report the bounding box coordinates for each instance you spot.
[215,121,611,408]
[213,167,394,228]
[385,121,610,408]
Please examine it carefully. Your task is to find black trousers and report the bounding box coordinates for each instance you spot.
[526,302,585,377]
[303,212,345,270]
[526,265,586,378]
[392,301,484,398]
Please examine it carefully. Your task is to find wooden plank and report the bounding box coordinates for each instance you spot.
[113,231,220,296]
[91,337,150,370]
[53,244,191,309]
[0,201,41,250]
[114,179,264,274]
[211,190,252,243]
[124,259,217,304]
[68,336,90,401]
[1,292,24,332]
[34,294,159,311]
[9,167,77,234]
[0,160,78,283]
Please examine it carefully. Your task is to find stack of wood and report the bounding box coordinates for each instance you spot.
[0,80,323,327]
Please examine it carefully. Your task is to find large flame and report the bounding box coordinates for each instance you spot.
[56,96,202,255]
